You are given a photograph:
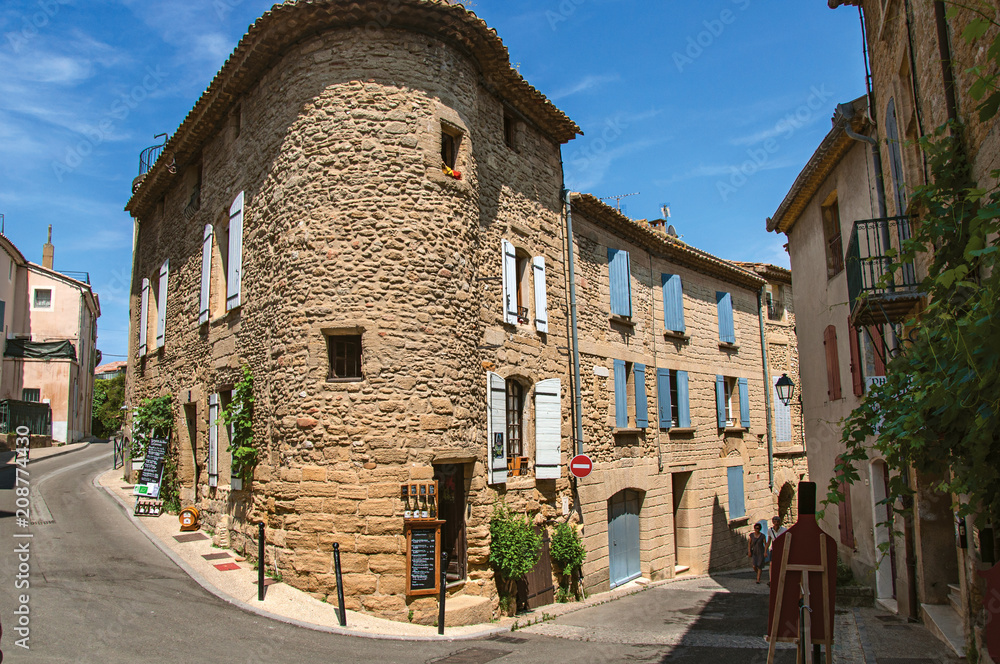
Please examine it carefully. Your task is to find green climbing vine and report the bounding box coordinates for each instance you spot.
[825,8,1000,530]
[130,394,173,459]
[219,365,257,483]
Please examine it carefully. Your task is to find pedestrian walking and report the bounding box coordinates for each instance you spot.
[768,516,787,547]
[748,522,767,583]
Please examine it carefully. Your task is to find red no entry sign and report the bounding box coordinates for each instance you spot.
[569,454,593,478]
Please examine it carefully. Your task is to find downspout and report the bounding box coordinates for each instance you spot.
[758,285,774,490]
[564,189,585,458]
[933,1,959,123]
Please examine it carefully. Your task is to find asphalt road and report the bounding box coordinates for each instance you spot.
[0,443,792,663]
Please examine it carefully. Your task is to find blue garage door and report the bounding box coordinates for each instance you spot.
[608,489,641,588]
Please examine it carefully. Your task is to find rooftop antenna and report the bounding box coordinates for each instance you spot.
[661,203,671,219]
[666,224,678,238]
[598,192,639,212]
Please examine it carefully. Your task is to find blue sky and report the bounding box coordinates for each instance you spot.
[0,0,866,361]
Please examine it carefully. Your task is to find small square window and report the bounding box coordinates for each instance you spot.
[327,334,362,380]
[33,289,52,309]
[22,388,40,403]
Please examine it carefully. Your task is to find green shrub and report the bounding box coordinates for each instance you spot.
[131,394,173,459]
[219,365,257,482]
[489,501,541,614]
[550,522,586,601]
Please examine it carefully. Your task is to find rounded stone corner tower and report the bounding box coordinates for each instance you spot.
[125,0,581,624]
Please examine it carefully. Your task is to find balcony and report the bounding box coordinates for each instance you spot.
[846,215,922,326]
[132,133,168,193]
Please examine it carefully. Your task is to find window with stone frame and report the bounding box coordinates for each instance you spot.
[441,123,461,170]
[505,378,527,475]
[822,196,844,278]
[503,111,517,150]
[514,249,531,324]
[212,209,230,319]
[326,333,363,381]
[724,377,736,427]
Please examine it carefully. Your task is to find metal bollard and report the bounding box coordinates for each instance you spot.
[438,551,449,635]
[333,542,347,627]
[258,522,265,601]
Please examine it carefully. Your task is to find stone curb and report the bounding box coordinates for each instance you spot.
[94,470,511,642]
[0,441,92,466]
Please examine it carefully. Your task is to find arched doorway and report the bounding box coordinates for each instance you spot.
[778,482,795,525]
[608,489,642,588]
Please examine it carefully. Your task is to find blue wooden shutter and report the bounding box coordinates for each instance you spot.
[613,359,627,428]
[727,465,745,518]
[502,239,518,325]
[886,98,907,215]
[715,375,726,428]
[156,259,168,349]
[226,191,244,311]
[487,372,508,484]
[199,224,213,325]
[532,256,548,333]
[676,371,691,428]
[774,385,792,442]
[738,377,750,428]
[208,393,219,487]
[608,248,632,317]
[716,291,735,343]
[138,277,149,357]
[534,379,561,479]
[656,368,672,429]
[634,364,648,428]
[661,274,685,333]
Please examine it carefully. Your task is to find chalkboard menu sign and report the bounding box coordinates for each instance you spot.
[134,438,169,498]
[405,521,442,597]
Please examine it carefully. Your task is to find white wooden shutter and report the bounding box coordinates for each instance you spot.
[534,378,561,479]
[486,371,507,484]
[138,277,149,357]
[155,259,168,349]
[226,191,244,311]
[501,240,517,325]
[208,393,219,487]
[532,255,548,333]
[199,224,212,325]
[774,385,792,443]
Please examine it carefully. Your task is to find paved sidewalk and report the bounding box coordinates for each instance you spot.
[96,467,670,641]
[0,440,92,465]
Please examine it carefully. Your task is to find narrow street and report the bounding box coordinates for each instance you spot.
[0,444,799,663]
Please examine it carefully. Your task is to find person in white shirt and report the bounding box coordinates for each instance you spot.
[768,516,788,547]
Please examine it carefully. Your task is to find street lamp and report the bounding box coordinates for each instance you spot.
[775,373,795,407]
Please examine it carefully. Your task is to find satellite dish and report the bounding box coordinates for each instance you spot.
[666,224,678,237]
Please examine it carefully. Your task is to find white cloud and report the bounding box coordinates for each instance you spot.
[550,73,621,101]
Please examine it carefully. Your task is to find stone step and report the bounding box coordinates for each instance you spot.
[921,603,964,657]
[674,565,690,575]
[443,594,491,627]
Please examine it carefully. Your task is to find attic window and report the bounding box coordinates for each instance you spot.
[503,112,516,149]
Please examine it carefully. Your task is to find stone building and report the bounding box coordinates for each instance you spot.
[767,95,907,611]
[776,1,1000,655]
[0,229,100,443]
[124,0,801,622]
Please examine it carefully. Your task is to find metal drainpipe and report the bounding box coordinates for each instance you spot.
[564,189,584,457]
[758,285,774,490]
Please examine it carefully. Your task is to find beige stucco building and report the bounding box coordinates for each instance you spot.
[124,0,805,623]
[0,230,100,443]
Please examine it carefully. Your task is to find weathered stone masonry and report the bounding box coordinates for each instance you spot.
[124,0,806,622]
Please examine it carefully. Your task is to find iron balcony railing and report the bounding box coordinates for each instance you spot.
[846,215,921,321]
[61,270,90,284]
[137,133,168,176]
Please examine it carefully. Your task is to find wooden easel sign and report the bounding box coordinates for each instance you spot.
[766,482,837,664]
[405,520,443,597]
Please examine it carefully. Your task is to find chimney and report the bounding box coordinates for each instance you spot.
[42,225,54,269]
